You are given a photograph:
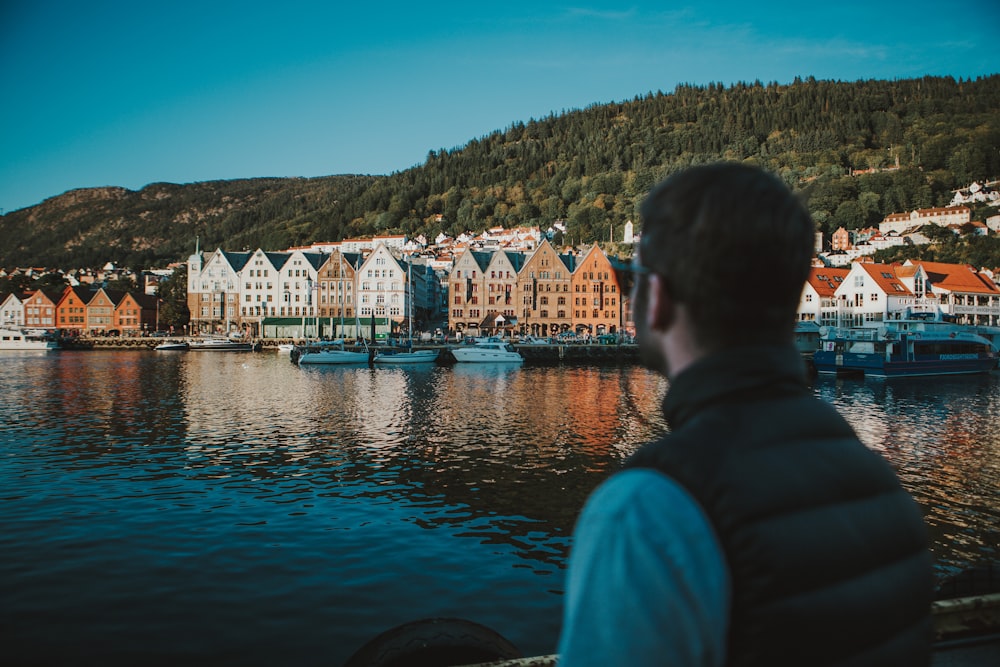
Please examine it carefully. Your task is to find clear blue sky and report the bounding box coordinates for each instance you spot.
[1,0,997,214]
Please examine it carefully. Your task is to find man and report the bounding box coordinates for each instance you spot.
[558,163,933,666]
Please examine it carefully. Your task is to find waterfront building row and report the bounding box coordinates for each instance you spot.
[184,238,632,339]
[1,286,160,334]
[186,243,442,339]
[798,260,1000,328]
[448,240,629,338]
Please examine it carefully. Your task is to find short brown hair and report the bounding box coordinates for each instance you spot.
[639,163,814,349]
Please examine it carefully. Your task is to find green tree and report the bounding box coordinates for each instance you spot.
[156,266,190,330]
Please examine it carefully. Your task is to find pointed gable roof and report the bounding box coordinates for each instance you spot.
[25,288,63,305]
[58,285,94,305]
[558,251,578,273]
[806,267,850,297]
[470,251,492,272]
[129,292,160,309]
[264,251,291,270]
[98,288,129,306]
[907,260,1000,295]
[221,251,253,272]
[502,250,526,273]
[302,251,329,271]
[857,263,912,295]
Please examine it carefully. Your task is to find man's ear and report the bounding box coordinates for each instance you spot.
[645,273,675,332]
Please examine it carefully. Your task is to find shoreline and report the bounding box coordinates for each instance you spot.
[56,336,644,364]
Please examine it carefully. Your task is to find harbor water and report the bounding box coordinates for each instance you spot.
[1,350,998,665]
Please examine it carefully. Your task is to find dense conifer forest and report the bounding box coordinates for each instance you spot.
[2,75,998,269]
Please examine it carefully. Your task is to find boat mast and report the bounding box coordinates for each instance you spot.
[407,262,413,347]
[339,252,344,338]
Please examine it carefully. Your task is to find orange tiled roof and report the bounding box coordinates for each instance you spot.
[858,263,912,295]
[912,261,1000,294]
[806,267,850,297]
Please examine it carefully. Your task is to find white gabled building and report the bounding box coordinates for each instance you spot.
[239,249,280,335]
[1,292,27,328]
[798,267,849,327]
[831,262,914,328]
[879,206,971,235]
[898,260,1000,326]
[355,243,408,341]
[187,247,251,334]
[263,249,329,338]
[821,261,1000,328]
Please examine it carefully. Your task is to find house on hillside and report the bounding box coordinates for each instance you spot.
[879,205,970,235]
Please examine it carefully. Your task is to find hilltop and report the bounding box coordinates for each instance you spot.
[1,75,998,269]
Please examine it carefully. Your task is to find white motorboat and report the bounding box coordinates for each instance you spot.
[0,327,59,351]
[187,336,254,351]
[296,340,370,365]
[449,338,524,363]
[154,340,189,351]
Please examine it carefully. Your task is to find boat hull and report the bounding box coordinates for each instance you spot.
[188,342,254,351]
[297,350,370,365]
[373,350,439,364]
[813,324,998,378]
[154,341,189,351]
[450,349,524,363]
[813,351,998,377]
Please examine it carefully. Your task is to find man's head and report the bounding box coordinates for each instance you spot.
[633,163,814,364]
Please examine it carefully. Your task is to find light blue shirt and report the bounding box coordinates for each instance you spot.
[558,468,730,666]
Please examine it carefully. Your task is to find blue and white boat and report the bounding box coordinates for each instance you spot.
[296,339,370,365]
[813,319,998,378]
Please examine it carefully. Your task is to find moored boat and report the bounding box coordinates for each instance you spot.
[0,327,59,351]
[813,321,998,378]
[187,336,254,351]
[296,339,370,365]
[449,338,524,364]
[372,348,440,365]
[372,262,438,365]
[154,340,189,351]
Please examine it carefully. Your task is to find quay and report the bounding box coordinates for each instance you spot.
[56,336,642,364]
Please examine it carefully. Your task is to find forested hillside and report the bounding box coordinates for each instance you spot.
[2,75,998,269]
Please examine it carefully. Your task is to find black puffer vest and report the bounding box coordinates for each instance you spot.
[626,346,933,666]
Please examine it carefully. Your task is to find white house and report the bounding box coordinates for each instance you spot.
[899,260,1000,326]
[879,206,971,235]
[1,292,26,328]
[831,262,914,328]
[798,267,849,326]
[355,243,409,340]
[187,247,250,334]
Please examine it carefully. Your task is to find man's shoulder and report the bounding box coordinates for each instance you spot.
[583,468,714,530]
